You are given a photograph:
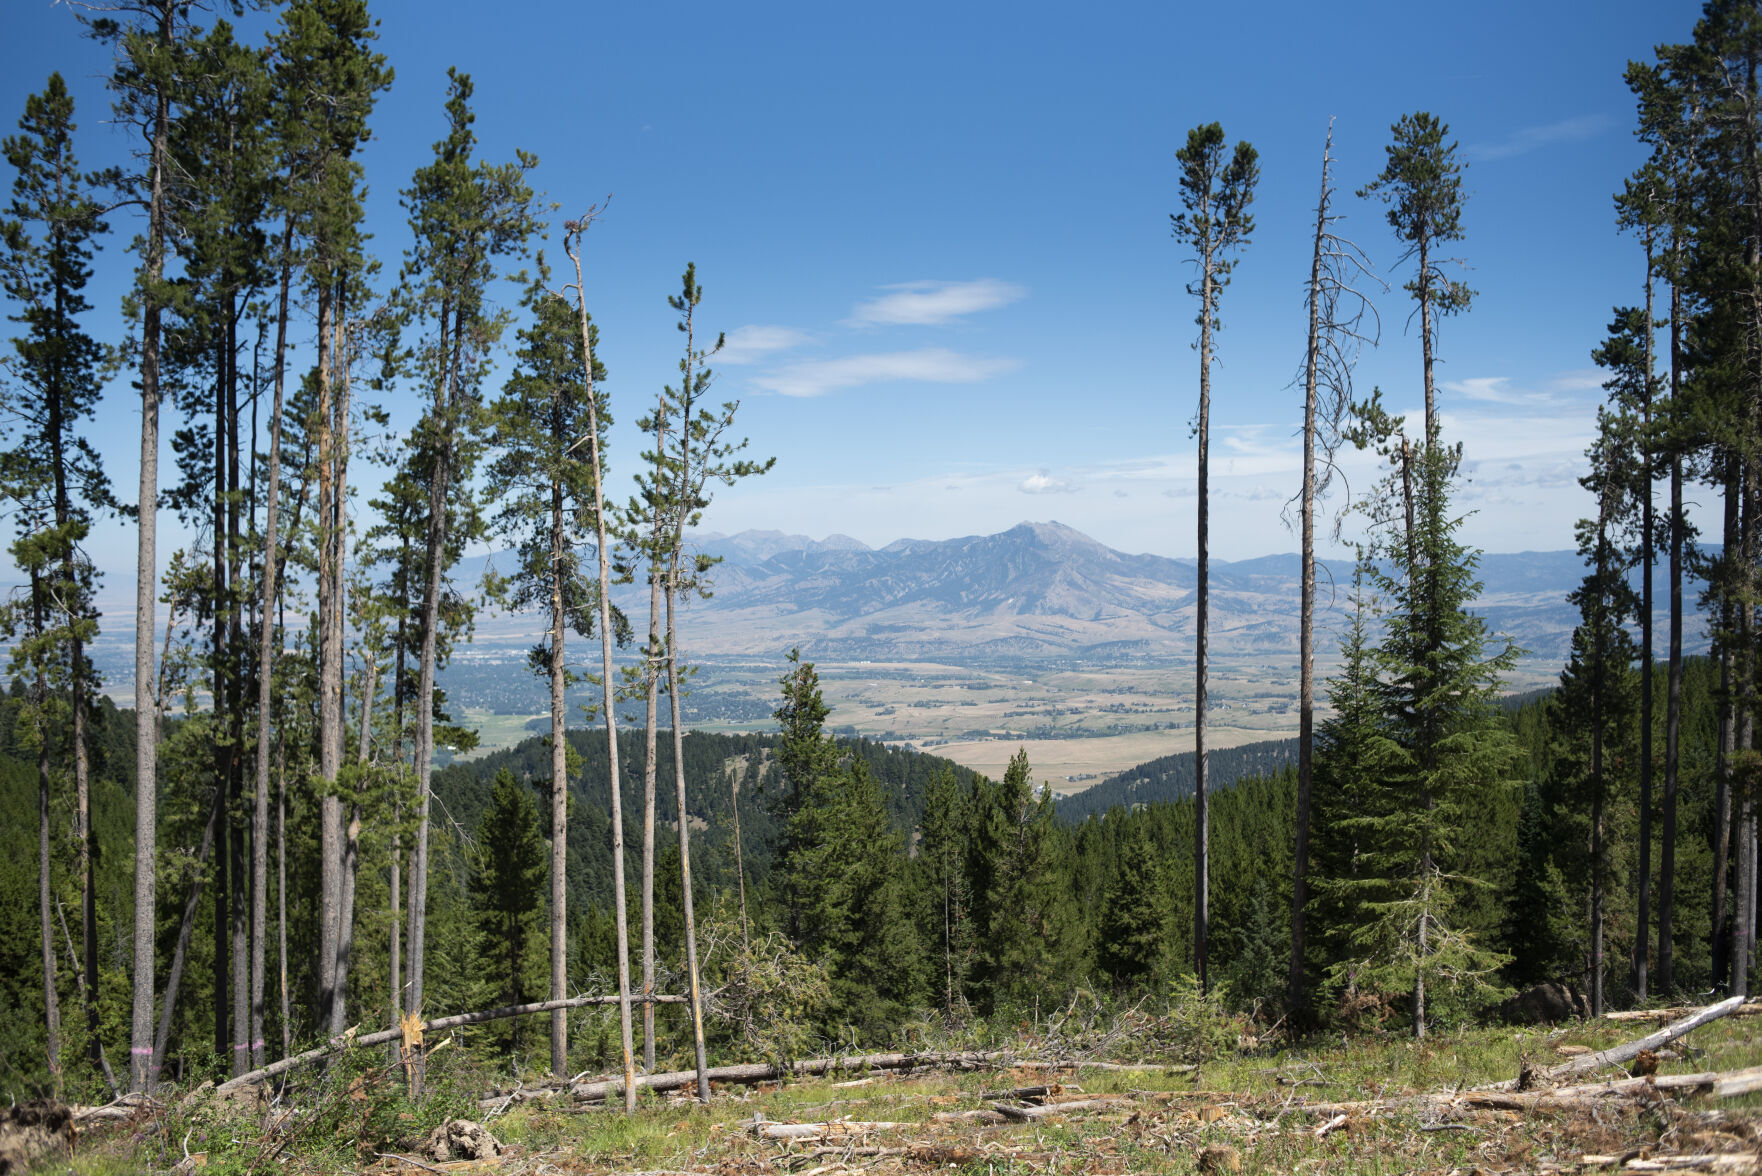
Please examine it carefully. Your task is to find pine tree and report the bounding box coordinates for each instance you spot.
[398,68,538,1041]
[484,263,607,1076]
[970,750,1080,1013]
[1170,122,1258,993]
[1356,442,1520,1036]
[471,769,547,1057]
[0,71,114,1088]
[1098,817,1170,987]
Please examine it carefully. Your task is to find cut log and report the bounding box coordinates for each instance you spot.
[215,993,687,1093]
[750,1121,905,1140]
[990,1097,1131,1121]
[1288,1065,1762,1117]
[1603,1002,1762,1022]
[566,1050,1015,1103]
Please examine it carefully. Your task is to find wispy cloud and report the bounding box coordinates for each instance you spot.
[847,278,1026,326]
[1468,114,1614,162]
[751,348,1019,398]
[718,324,812,365]
[1020,470,1078,495]
[1445,376,1530,405]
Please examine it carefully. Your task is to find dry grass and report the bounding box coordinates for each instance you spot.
[47,1012,1762,1176]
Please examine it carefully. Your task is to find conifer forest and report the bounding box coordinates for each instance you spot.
[8,2,1762,1174]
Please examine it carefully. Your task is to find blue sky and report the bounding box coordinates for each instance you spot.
[2,0,1708,588]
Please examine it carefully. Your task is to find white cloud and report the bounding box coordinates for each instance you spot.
[718,324,812,365]
[847,278,1026,326]
[1445,376,1528,405]
[1468,114,1614,162]
[1020,470,1078,495]
[751,348,1018,398]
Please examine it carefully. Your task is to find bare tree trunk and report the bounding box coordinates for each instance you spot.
[1194,257,1212,996]
[1716,452,1739,988]
[665,582,710,1101]
[408,298,455,1030]
[329,298,357,1036]
[1633,224,1657,1001]
[277,737,289,1063]
[549,457,570,1078]
[250,219,293,1072]
[640,566,661,1074]
[563,216,638,1112]
[227,304,249,1080]
[1660,278,1685,996]
[316,283,341,1032]
[35,581,61,1093]
[129,2,173,1095]
[1289,126,1331,1015]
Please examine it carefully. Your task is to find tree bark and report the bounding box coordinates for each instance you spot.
[35,579,61,1092]
[1660,276,1685,995]
[1289,126,1330,1015]
[665,583,710,1100]
[563,222,638,1112]
[408,297,455,1027]
[250,218,293,1072]
[128,0,174,1096]
[1195,234,1212,997]
[1636,226,1656,1002]
[548,402,570,1079]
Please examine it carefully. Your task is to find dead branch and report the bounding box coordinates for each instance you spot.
[1533,996,1745,1086]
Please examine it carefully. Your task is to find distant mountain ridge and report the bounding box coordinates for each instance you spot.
[435,520,1717,668]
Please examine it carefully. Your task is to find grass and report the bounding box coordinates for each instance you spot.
[39,1011,1762,1175]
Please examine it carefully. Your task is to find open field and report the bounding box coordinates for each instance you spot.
[48,1001,1762,1176]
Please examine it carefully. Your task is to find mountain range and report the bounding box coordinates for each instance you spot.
[462,520,1710,670]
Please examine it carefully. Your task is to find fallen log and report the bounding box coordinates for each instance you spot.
[1286,1064,1762,1117]
[1477,996,1745,1094]
[1603,1002,1762,1023]
[1539,996,1745,1084]
[214,993,688,1094]
[751,1121,907,1141]
[566,1050,1015,1103]
[990,1097,1131,1122]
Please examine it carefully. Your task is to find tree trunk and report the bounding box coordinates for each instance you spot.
[732,769,749,949]
[277,736,289,1063]
[128,3,173,1095]
[408,298,455,1028]
[549,458,570,1078]
[1289,127,1330,1015]
[316,282,341,1032]
[1636,228,1656,1001]
[665,579,710,1101]
[563,227,638,1112]
[35,579,61,1092]
[330,295,358,1036]
[640,563,661,1074]
[1715,452,1738,988]
[1660,276,1685,995]
[250,220,293,1072]
[1195,251,1212,995]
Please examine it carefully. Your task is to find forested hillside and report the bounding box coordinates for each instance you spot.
[4,0,1762,1144]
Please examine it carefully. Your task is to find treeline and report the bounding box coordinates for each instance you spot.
[1056,738,1298,823]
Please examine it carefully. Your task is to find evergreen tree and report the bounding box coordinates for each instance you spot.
[397,67,539,1031]
[470,769,546,1057]
[1170,122,1258,993]
[1355,442,1520,1036]
[0,71,114,1088]
[970,750,1080,1013]
[1098,817,1170,987]
[484,262,607,1076]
